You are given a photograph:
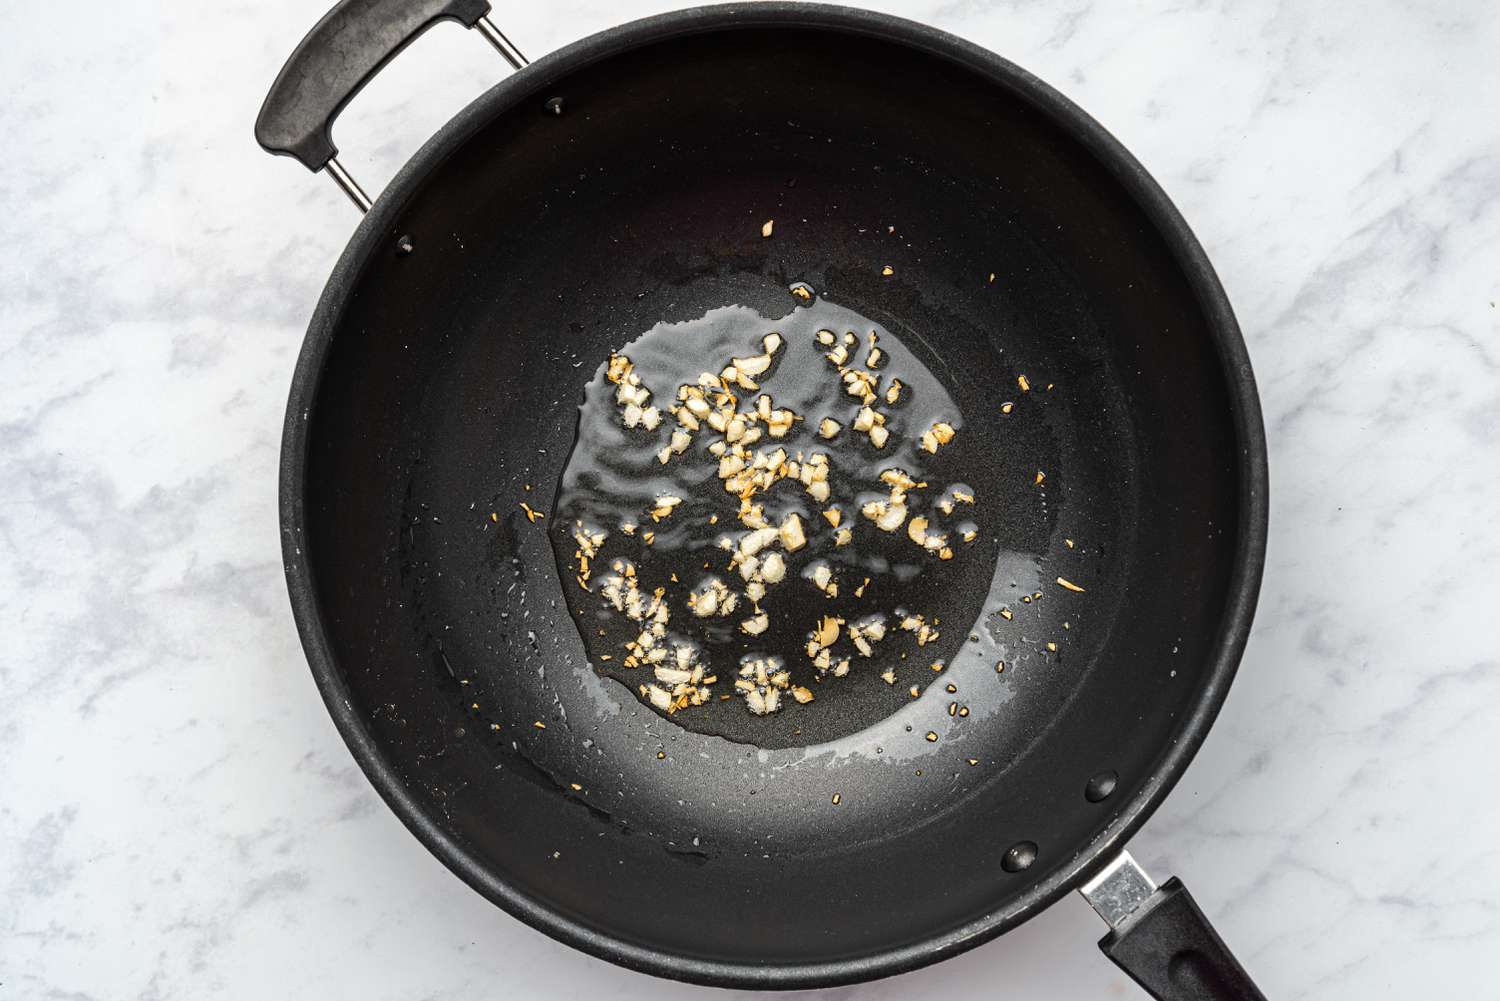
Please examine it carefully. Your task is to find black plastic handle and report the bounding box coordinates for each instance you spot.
[1100,878,1267,1001]
[255,0,493,171]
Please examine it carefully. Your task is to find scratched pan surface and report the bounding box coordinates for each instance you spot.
[282,6,1264,988]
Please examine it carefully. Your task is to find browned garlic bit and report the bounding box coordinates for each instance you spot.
[779,511,807,551]
[736,656,790,714]
[847,615,887,658]
[818,417,842,439]
[796,453,831,503]
[722,333,783,392]
[649,495,682,522]
[936,486,976,516]
[906,515,950,559]
[862,467,926,534]
[919,421,956,455]
[640,643,715,714]
[606,354,663,431]
[805,560,839,598]
[803,614,850,677]
[899,611,941,647]
[656,428,692,465]
[762,219,774,238]
[843,371,879,405]
[572,523,608,591]
[687,577,738,618]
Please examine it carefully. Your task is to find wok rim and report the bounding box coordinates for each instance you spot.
[276,2,1269,988]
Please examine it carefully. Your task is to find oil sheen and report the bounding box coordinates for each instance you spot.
[550,297,1002,748]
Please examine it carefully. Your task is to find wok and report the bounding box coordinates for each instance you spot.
[256,3,1269,996]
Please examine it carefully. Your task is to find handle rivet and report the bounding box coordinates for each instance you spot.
[1001,840,1038,873]
[544,96,566,116]
[396,235,415,257]
[1084,769,1118,803]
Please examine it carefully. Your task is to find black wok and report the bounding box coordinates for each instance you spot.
[257,3,1269,996]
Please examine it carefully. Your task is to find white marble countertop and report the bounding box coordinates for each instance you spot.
[5,1,1498,998]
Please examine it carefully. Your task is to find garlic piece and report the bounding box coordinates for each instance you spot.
[740,526,779,557]
[920,421,957,454]
[649,495,682,521]
[779,512,807,552]
[907,516,930,546]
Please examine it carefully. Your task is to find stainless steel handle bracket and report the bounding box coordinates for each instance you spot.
[1079,849,1158,928]
[325,17,528,213]
[475,16,527,70]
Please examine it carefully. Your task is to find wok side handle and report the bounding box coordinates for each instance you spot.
[254,0,527,212]
[1082,852,1267,1001]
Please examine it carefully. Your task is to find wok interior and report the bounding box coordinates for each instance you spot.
[299,25,1244,969]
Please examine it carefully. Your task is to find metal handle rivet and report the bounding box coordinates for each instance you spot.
[1001,841,1038,873]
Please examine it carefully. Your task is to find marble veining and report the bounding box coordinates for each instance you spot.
[3,0,1498,998]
